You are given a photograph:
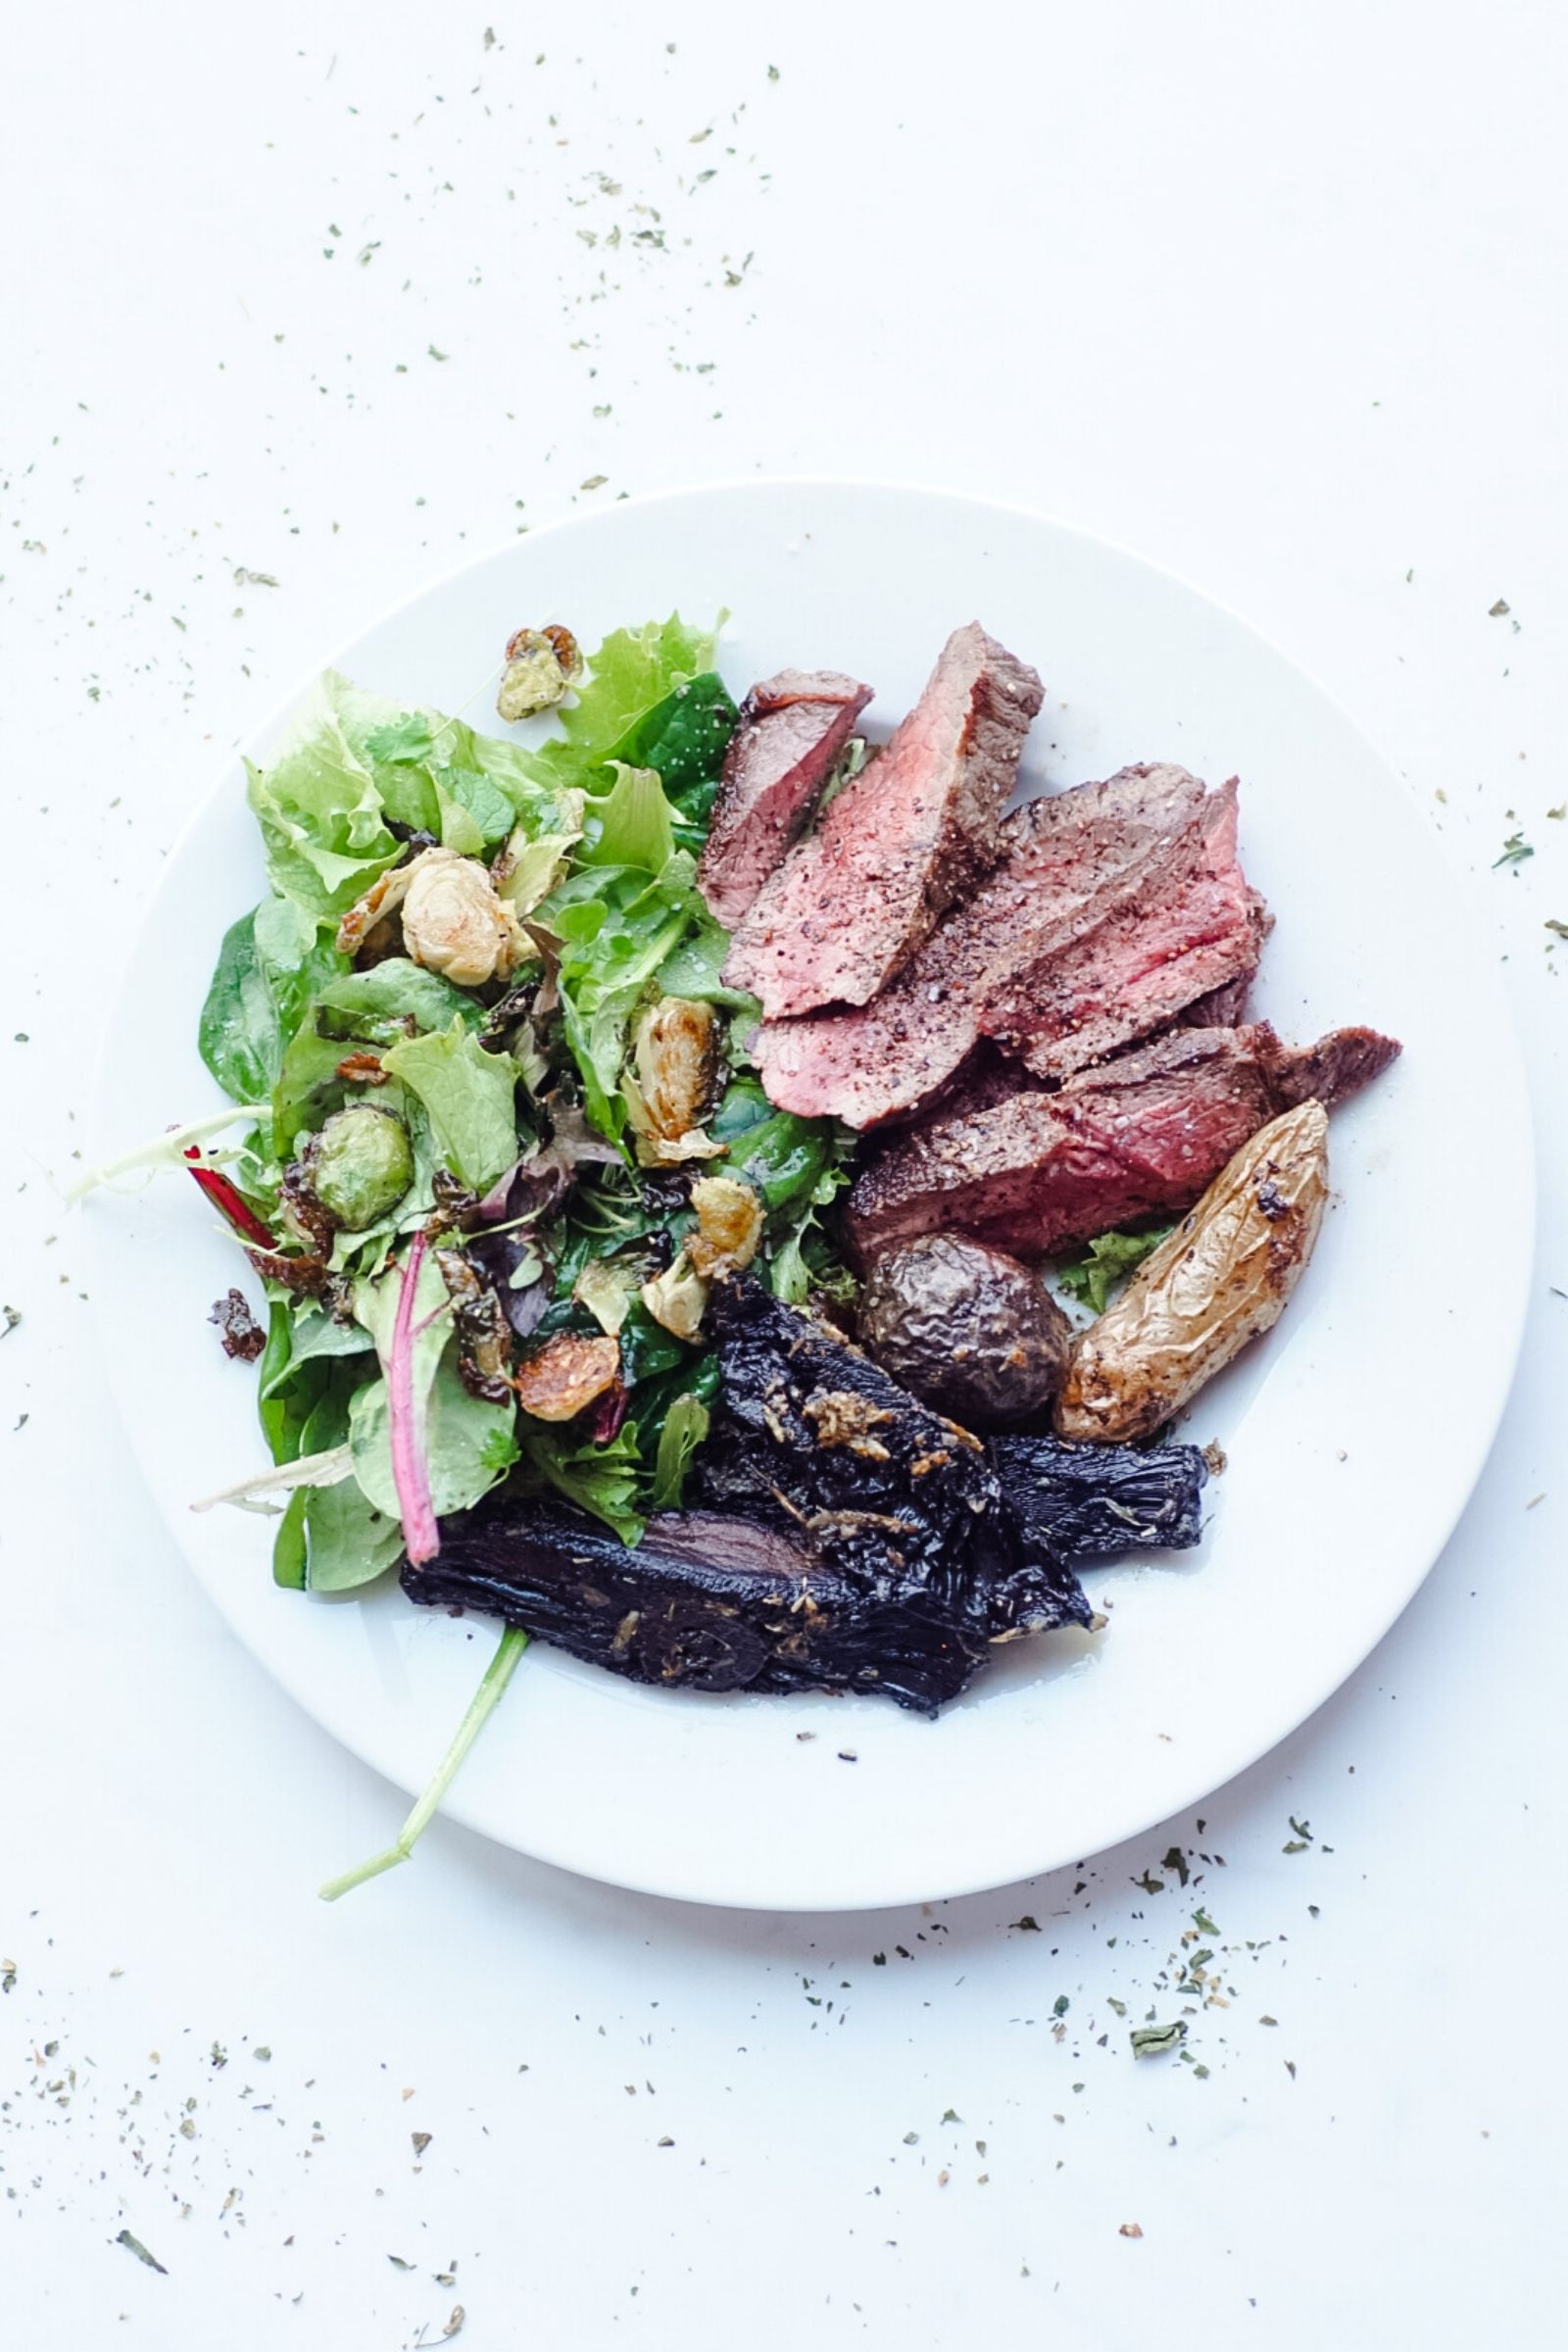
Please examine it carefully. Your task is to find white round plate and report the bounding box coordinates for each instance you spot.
[85,482,1533,1911]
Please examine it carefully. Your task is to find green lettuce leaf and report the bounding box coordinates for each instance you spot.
[245,683,403,917]
[543,861,704,1143]
[577,763,677,874]
[1054,1225,1172,1315]
[649,1394,710,1510]
[247,671,584,921]
[379,1020,520,1192]
[430,762,520,857]
[522,614,720,791]
[520,1422,646,1544]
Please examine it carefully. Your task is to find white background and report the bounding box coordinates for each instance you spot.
[3,3,1564,2345]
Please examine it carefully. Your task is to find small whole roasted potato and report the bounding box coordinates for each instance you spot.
[858,1233,1073,1428]
[1054,1099,1330,1443]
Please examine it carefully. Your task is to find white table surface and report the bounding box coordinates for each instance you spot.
[4,4,1563,2344]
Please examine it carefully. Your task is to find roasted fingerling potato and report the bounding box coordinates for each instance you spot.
[1054,1100,1330,1443]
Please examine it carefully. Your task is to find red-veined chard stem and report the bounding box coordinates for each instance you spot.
[182,1148,275,1250]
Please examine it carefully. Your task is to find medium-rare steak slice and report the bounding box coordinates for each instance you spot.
[752,760,1215,1126]
[753,764,1262,1126]
[845,1020,1400,1261]
[696,668,873,929]
[1000,782,1267,1080]
[722,623,1044,1018]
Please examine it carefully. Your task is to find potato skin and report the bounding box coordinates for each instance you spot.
[858,1233,1073,1428]
[1054,1100,1329,1443]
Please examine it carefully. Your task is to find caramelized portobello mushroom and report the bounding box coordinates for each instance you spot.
[404,1499,1000,1713]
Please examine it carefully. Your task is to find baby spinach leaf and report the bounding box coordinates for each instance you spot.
[606,671,738,800]
[199,904,347,1106]
[272,1023,357,1154]
[272,1488,309,1588]
[303,1477,408,1592]
[349,1349,515,1520]
[656,915,760,1011]
[199,912,287,1105]
[315,958,481,1038]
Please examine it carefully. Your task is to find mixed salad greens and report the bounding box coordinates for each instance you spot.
[76,616,864,1890]
[187,616,858,1593]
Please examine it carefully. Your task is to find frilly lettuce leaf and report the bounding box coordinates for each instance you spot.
[245,685,403,918]
[519,614,720,790]
[1053,1225,1173,1315]
[577,763,676,874]
[518,1421,646,1544]
[247,673,578,917]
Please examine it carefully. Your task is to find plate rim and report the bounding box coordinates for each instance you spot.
[82,476,1538,1910]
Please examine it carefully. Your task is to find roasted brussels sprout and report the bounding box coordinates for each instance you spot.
[309,1104,414,1231]
[624,996,725,1166]
[1055,1100,1329,1443]
[640,1255,710,1341]
[513,1332,621,1422]
[336,847,524,985]
[497,623,584,722]
[858,1233,1072,1428]
[687,1175,763,1278]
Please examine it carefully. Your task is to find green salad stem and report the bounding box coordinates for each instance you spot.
[68,1103,269,1202]
[318,1625,529,1900]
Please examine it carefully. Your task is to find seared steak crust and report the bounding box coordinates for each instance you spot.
[845,1020,1400,1261]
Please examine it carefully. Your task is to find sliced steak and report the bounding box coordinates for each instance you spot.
[1257,1023,1403,1107]
[1177,971,1256,1030]
[752,762,1246,1126]
[722,623,1044,1018]
[1001,781,1267,1079]
[845,1020,1399,1261]
[696,668,873,929]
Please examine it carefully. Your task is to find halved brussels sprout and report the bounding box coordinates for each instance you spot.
[623,997,725,1167]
